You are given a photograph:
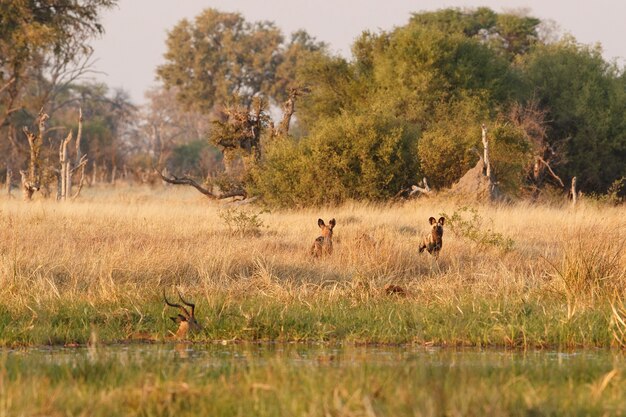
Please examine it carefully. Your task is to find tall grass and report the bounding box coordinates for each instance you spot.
[0,186,624,347]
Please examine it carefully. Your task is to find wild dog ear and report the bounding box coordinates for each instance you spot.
[329,218,336,229]
[318,218,325,228]
[438,217,445,225]
[429,217,437,225]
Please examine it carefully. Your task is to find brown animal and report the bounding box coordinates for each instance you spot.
[418,216,445,257]
[311,218,336,257]
[384,284,407,297]
[163,290,202,339]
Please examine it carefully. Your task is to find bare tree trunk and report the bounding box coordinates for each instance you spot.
[111,165,117,185]
[20,170,34,201]
[75,108,83,164]
[21,111,48,200]
[481,124,492,180]
[571,176,577,206]
[5,168,11,198]
[59,132,72,200]
[71,159,87,200]
[92,160,97,185]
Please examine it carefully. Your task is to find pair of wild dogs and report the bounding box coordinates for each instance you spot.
[165,215,445,338]
[310,216,445,258]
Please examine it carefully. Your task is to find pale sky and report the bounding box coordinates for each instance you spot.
[89,0,626,104]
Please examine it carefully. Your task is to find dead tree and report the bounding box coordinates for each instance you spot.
[58,131,72,200]
[394,177,432,200]
[21,111,48,201]
[272,87,308,138]
[509,100,564,196]
[211,97,269,175]
[156,169,247,200]
[58,108,88,201]
[91,160,97,185]
[571,176,578,206]
[5,168,11,198]
[70,155,88,200]
[481,124,492,180]
[161,91,306,200]
[448,124,501,202]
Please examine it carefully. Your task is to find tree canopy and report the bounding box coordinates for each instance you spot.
[157,9,325,112]
[0,0,117,177]
[251,7,625,204]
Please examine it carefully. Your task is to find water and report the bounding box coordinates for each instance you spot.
[1,344,625,416]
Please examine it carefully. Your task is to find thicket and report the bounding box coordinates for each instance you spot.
[244,8,626,206]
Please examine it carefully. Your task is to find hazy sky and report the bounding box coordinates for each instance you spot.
[89,0,626,104]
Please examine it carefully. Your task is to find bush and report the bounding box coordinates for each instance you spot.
[218,208,268,237]
[441,206,515,253]
[417,96,489,188]
[489,122,533,197]
[252,112,419,206]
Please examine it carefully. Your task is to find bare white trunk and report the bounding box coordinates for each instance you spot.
[571,176,577,206]
[5,168,11,198]
[92,160,97,185]
[75,107,83,165]
[59,132,72,201]
[481,124,491,179]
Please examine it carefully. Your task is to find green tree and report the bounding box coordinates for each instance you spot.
[0,0,117,180]
[157,9,324,113]
[417,95,489,188]
[521,38,626,192]
[253,112,418,206]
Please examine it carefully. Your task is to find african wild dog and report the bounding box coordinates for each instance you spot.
[418,216,445,257]
[311,218,336,257]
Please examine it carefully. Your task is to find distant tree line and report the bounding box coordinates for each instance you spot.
[156,7,625,205]
[2,5,624,204]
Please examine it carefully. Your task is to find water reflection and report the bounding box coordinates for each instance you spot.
[3,343,623,371]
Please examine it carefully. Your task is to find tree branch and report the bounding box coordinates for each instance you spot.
[155,168,247,200]
[537,157,564,188]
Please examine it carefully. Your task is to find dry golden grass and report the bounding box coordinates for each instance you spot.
[0,184,624,346]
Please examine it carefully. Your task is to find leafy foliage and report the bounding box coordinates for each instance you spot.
[218,208,268,237]
[521,39,626,192]
[157,9,324,112]
[441,206,515,253]
[252,112,418,206]
[152,7,625,203]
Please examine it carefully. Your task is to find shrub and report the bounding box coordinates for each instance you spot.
[441,206,515,253]
[218,208,268,237]
[252,112,419,206]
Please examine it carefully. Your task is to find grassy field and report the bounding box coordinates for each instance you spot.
[0,185,625,348]
[2,344,626,417]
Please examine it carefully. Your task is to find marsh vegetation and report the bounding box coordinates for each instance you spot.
[2,343,626,416]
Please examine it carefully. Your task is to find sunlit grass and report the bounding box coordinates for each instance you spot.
[0,185,624,347]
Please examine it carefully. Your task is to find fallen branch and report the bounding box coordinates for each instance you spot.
[410,178,432,197]
[537,157,565,188]
[155,168,247,200]
[395,178,432,199]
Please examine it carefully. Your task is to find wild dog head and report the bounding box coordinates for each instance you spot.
[311,218,336,257]
[418,216,445,257]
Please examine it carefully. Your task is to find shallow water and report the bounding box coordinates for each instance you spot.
[4,342,621,369]
[2,344,625,416]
